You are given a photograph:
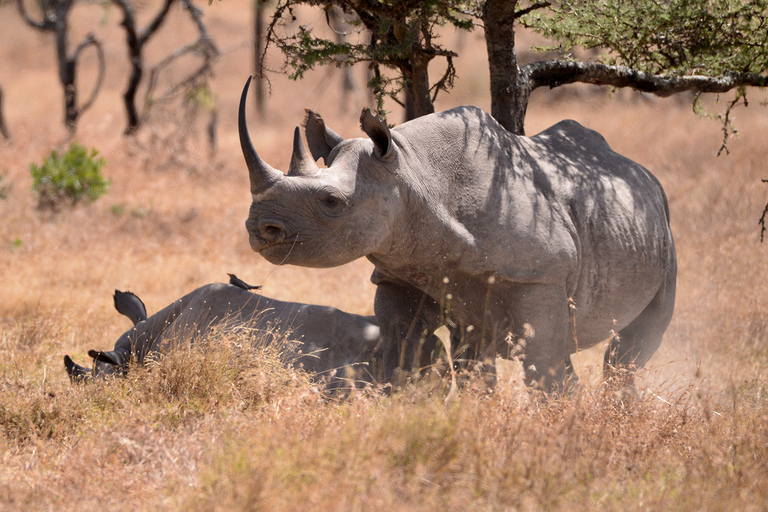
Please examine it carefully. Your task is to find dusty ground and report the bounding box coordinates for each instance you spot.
[1,1,767,510]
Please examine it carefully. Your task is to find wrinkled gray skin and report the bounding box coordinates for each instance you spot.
[64,283,380,381]
[239,76,677,391]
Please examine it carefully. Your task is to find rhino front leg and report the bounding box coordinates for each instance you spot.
[508,284,572,394]
[374,280,442,383]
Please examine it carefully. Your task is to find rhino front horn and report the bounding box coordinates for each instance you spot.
[239,75,283,195]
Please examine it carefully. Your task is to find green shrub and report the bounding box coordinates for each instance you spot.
[30,143,109,211]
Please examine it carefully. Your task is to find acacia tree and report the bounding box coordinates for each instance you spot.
[265,0,470,118]
[513,0,768,142]
[265,0,768,137]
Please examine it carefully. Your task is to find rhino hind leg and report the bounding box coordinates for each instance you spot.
[603,270,676,384]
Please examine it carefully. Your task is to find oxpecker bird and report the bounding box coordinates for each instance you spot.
[228,273,262,291]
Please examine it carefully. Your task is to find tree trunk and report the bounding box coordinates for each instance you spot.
[482,0,529,135]
[405,52,435,120]
[48,0,79,131]
[123,52,142,134]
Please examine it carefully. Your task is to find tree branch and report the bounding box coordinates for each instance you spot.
[760,180,768,243]
[524,60,768,96]
[16,0,51,30]
[72,34,106,114]
[515,2,550,19]
[139,0,176,45]
[0,82,10,141]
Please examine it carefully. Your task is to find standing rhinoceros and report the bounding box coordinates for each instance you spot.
[238,76,676,392]
[64,281,380,381]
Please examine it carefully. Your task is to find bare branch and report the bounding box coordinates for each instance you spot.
[72,34,106,115]
[0,82,10,141]
[524,60,768,96]
[16,0,51,30]
[430,54,455,103]
[760,180,768,243]
[141,0,219,123]
[715,91,747,157]
[139,0,176,45]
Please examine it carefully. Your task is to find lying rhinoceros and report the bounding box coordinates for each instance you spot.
[237,76,677,392]
[64,280,380,381]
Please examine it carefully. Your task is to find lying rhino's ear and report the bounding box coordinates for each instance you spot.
[360,108,393,160]
[304,109,344,165]
[114,290,148,325]
[88,349,121,366]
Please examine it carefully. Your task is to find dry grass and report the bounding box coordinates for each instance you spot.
[2,1,768,510]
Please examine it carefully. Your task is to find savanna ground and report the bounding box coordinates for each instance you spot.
[1,1,768,510]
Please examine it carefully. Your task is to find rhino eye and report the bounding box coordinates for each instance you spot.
[319,193,346,213]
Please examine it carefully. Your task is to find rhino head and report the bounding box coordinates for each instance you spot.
[239,76,405,268]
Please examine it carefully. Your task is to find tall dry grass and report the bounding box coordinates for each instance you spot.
[1,0,768,510]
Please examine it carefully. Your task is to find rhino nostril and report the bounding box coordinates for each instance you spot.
[259,222,286,242]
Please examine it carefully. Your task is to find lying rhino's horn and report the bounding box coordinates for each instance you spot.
[360,108,393,160]
[239,75,283,195]
[64,355,92,384]
[287,126,320,177]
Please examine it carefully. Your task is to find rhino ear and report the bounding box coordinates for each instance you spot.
[360,108,393,160]
[114,290,148,326]
[88,349,121,366]
[304,109,344,165]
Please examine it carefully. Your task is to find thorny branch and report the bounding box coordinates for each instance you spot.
[713,91,747,157]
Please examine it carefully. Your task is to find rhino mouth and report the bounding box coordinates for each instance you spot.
[250,234,302,256]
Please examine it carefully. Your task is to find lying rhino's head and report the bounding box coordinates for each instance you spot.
[63,349,128,383]
[239,76,404,268]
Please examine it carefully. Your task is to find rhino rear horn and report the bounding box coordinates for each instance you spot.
[287,126,321,177]
[239,75,283,195]
[113,290,148,325]
[304,109,344,165]
[64,355,92,383]
[360,108,393,160]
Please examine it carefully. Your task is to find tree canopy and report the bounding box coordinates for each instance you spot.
[264,0,768,139]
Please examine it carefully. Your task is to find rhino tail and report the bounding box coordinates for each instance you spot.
[114,290,148,325]
[64,355,92,384]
